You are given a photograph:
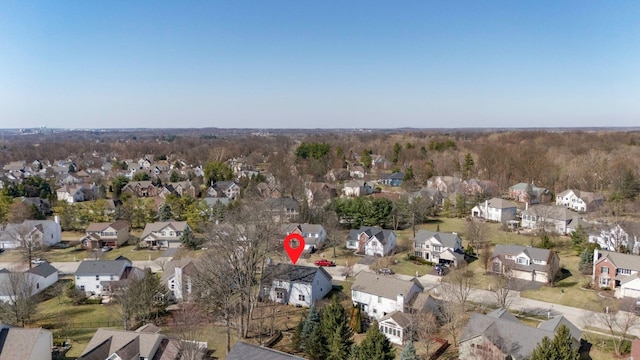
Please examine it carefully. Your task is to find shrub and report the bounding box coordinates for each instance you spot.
[84,298,103,305]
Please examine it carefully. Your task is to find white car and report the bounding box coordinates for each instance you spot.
[31,258,46,264]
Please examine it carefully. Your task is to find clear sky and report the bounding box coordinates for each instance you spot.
[1,1,639,129]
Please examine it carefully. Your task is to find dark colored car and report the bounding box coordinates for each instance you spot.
[314,259,336,267]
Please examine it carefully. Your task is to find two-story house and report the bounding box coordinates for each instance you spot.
[489,244,560,284]
[0,219,62,249]
[206,181,241,200]
[346,226,396,257]
[508,182,552,204]
[520,204,582,235]
[260,263,332,307]
[0,263,59,303]
[162,259,197,302]
[121,181,157,197]
[470,198,517,223]
[282,223,327,252]
[592,249,640,298]
[379,172,405,187]
[413,230,464,267]
[75,257,141,296]
[588,222,640,253]
[81,220,130,249]
[341,180,374,197]
[351,271,424,320]
[263,197,300,222]
[556,189,604,212]
[140,220,190,249]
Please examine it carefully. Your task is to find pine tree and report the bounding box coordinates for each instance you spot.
[530,336,553,360]
[305,324,327,360]
[291,316,305,352]
[352,321,395,360]
[326,323,352,360]
[158,202,173,221]
[399,341,418,360]
[551,324,579,360]
[300,306,321,351]
[180,226,198,250]
[322,297,353,346]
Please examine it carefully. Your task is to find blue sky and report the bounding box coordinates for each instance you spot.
[1,1,638,129]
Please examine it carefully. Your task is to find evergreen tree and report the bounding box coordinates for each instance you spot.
[322,297,353,359]
[463,152,474,178]
[305,324,327,360]
[158,202,173,221]
[326,323,351,360]
[291,316,305,352]
[530,324,579,360]
[570,225,588,250]
[399,341,418,360]
[352,321,395,360]
[180,226,198,250]
[300,306,321,351]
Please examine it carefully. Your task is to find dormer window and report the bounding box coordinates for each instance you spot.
[516,257,529,265]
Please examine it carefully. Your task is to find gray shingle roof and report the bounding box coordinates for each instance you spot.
[27,262,57,278]
[380,310,412,328]
[261,263,330,285]
[352,271,423,300]
[413,230,461,249]
[227,341,305,360]
[486,197,517,209]
[596,250,640,272]
[75,260,131,277]
[491,244,553,273]
[346,226,395,245]
[0,326,52,360]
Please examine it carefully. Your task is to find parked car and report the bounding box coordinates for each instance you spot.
[378,268,395,275]
[101,246,112,252]
[314,259,336,267]
[31,258,45,264]
[0,248,4,253]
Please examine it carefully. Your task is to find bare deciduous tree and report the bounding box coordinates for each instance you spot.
[592,300,639,356]
[490,271,518,309]
[440,264,475,309]
[8,222,44,269]
[465,218,489,254]
[168,302,208,360]
[0,271,37,326]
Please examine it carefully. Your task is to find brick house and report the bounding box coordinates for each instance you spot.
[592,249,640,298]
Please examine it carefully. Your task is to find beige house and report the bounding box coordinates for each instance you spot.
[489,244,559,284]
[81,220,130,249]
[140,220,190,249]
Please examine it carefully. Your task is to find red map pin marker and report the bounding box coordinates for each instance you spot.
[284,233,305,265]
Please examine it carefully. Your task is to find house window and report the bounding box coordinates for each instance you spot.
[516,257,529,265]
[298,295,306,302]
[617,268,631,275]
[424,244,429,249]
[414,251,423,258]
[95,275,100,281]
[601,267,609,274]
[378,296,381,304]
[96,285,100,289]
[276,291,285,300]
[80,285,85,291]
[433,246,441,252]
[600,278,610,287]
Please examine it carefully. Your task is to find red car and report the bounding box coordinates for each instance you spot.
[314,259,336,267]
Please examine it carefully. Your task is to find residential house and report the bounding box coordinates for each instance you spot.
[56,184,87,203]
[159,181,197,199]
[20,196,52,216]
[81,220,131,249]
[162,259,197,302]
[346,226,397,256]
[264,197,300,222]
[520,204,583,235]
[588,222,640,253]
[282,223,327,252]
[206,181,241,200]
[259,263,332,307]
[413,230,464,266]
[408,187,443,208]
[341,180,373,197]
[0,324,52,360]
[121,181,157,197]
[379,172,405,187]
[0,219,61,249]
[556,189,604,212]
[74,258,141,296]
[78,326,207,360]
[470,198,517,223]
[489,244,560,284]
[459,309,581,360]
[592,249,640,298]
[0,263,59,302]
[351,271,424,320]
[305,182,337,208]
[227,342,304,360]
[378,311,413,345]
[348,165,366,179]
[508,182,552,204]
[140,221,190,249]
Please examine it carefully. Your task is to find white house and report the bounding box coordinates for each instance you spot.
[260,263,332,307]
[470,198,517,223]
[282,223,327,252]
[413,230,464,266]
[207,181,241,200]
[74,258,140,296]
[379,311,413,345]
[0,219,62,249]
[342,180,373,197]
[351,271,424,321]
[0,324,52,360]
[0,263,59,303]
[588,222,640,253]
[140,220,190,249]
[56,184,85,203]
[346,226,396,256]
[556,189,604,212]
[520,204,582,235]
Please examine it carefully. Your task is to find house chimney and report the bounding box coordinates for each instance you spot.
[397,293,405,312]
[593,248,599,277]
[485,200,488,210]
[525,202,529,211]
[54,215,60,224]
